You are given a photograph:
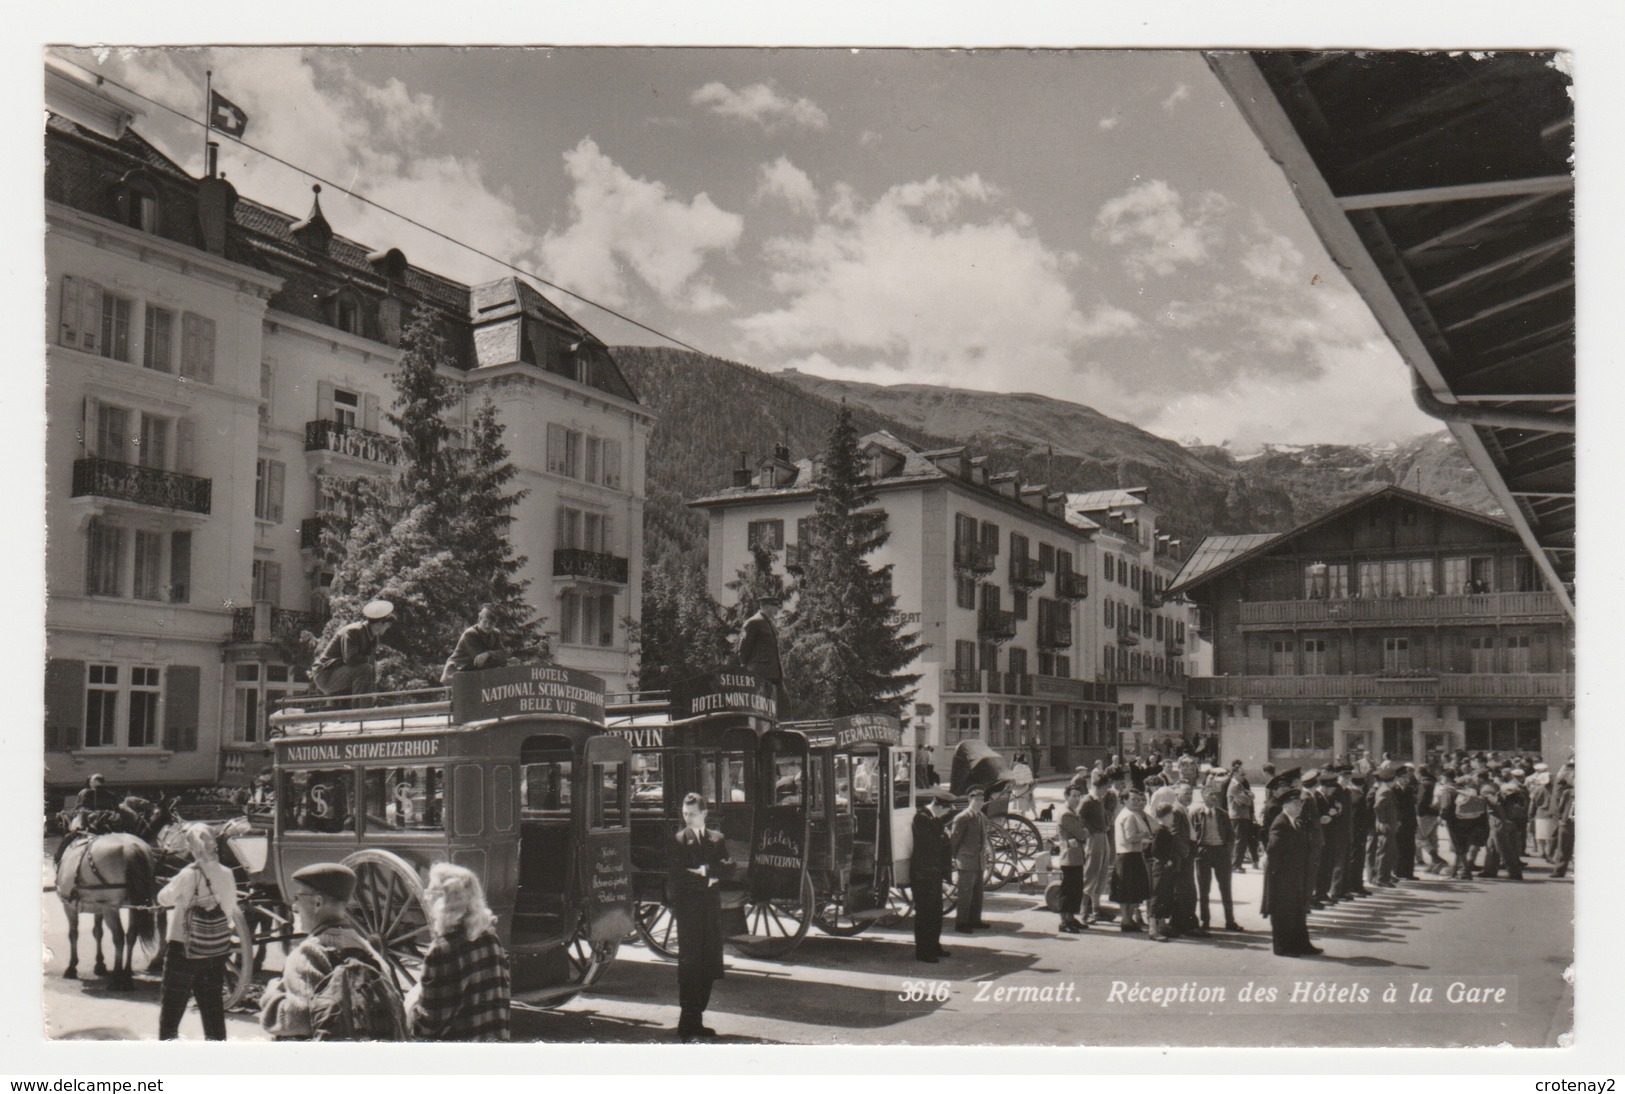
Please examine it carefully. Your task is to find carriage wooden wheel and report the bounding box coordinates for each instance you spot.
[530,916,620,1009]
[634,898,680,958]
[733,873,814,958]
[812,889,877,937]
[342,849,431,993]
[219,904,256,1010]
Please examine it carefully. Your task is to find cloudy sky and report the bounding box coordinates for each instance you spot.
[56,46,1442,450]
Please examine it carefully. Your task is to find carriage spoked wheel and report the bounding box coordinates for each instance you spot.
[342,849,431,994]
[733,873,814,959]
[530,916,619,1010]
[999,814,1044,864]
[985,827,1022,891]
[633,899,680,958]
[876,883,913,927]
[812,891,877,937]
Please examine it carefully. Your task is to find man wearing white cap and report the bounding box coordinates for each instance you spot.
[311,599,395,698]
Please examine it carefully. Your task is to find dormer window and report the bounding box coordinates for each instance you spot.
[327,287,364,336]
[114,170,160,234]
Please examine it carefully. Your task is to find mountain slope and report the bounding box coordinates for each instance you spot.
[611,348,1498,573]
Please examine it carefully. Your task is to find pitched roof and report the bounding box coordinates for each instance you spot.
[1068,488,1150,511]
[1166,534,1282,591]
[1164,484,1515,597]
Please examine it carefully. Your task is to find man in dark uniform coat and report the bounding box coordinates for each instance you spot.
[1318,767,1352,903]
[1262,787,1321,957]
[668,792,734,1041]
[910,787,956,960]
[736,593,788,710]
[1345,768,1373,896]
[1298,770,1327,909]
[311,599,394,697]
[1394,766,1420,880]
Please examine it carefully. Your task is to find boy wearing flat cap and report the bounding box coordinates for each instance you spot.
[260,863,395,1040]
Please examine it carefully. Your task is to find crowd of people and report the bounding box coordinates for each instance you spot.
[1040,749,1575,957]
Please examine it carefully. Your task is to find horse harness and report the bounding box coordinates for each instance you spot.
[62,834,132,905]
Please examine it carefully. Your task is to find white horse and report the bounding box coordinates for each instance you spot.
[55,833,158,989]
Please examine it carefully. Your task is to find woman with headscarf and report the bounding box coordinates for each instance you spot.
[156,822,238,1041]
[1110,787,1153,935]
[406,862,511,1041]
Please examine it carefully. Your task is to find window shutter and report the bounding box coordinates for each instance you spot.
[82,396,100,456]
[363,393,380,432]
[79,281,104,355]
[176,418,197,475]
[317,380,336,422]
[603,516,614,554]
[170,530,192,603]
[180,313,216,384]
[45,659,87,752]
[267,460,285,523]
[59,276,83,348]
[163,665,201,752]
[265,561,282,606]
[604,440,622,488]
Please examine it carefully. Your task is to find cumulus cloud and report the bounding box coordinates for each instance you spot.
[1141,339,1437,448]
[80,49,536,287]
[540,138,745,312]
[1094,179,1226,279]
[756,156,818,215]
[859,129,883,147]
[1098,115,1121,131]
[1162,82,1191,111]
[736,174,1138,400]
[691,81,829,131]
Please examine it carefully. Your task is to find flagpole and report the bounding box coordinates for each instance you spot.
[203,69,212,172]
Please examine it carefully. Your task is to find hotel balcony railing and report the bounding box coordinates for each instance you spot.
[940,669,1033,696]
[1186,672,1574,702]
[1116,624,1139,646]
[1142,586,1162,609]
[1115,669,1184,690]
[230,601,315,645]
[954,541,997,575]
[72,457,211,514]
[1010,556,1047,588]
[303,419,402,468]
[1057,570,1089,600]
[1238,591,1565,628]
[1038,620,1073,649]
[977,607,1018,642]
[553,548,629,585]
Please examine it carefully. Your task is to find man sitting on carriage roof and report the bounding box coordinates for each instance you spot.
[442,603,516,682]
[311,599,395,699]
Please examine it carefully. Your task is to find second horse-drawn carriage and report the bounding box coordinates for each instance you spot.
[609,672,921,959]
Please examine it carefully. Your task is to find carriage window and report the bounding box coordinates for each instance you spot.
[590,762,628,830]
[832,754,854,812]
[521,759,572,818]
[631,752,664,812]
[773,757,804,805]
[282,768,355,834]
[363,765,445,832]
[851,755,881,806]
[893,752,913,809]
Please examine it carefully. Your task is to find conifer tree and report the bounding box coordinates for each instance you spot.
[781,405,924,718]
[311,306,537,688]
[630,562,731,691]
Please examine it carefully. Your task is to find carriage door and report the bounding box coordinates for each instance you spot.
[887,746,914,889]
[751,730,812,901]
[580,735,634,944]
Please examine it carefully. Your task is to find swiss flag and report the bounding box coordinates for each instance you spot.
[209,89,248,137]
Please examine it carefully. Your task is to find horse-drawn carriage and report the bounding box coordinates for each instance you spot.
[608,672,921,959]
[946,740,1046,891]
[54,663,635,1013]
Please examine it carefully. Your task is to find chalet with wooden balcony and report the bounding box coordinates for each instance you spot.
[1167,485,1574,773]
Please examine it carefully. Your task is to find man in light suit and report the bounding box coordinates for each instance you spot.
[949,786,991,933]
[1055,781,1089,933]
[736,593,787,711]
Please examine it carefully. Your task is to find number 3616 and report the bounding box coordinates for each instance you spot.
[898,980,951,1002]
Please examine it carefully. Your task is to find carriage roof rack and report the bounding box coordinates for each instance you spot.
[268,687,455,737]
